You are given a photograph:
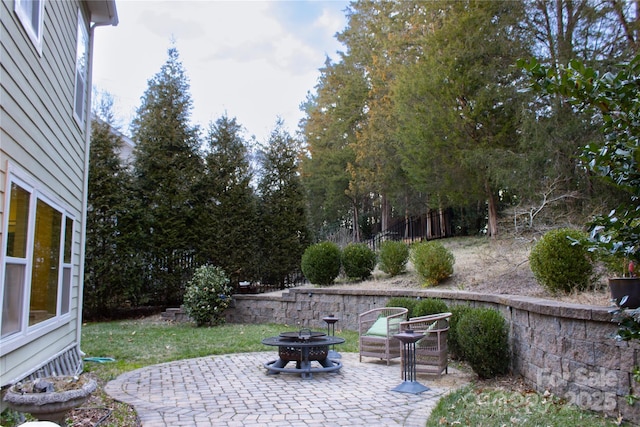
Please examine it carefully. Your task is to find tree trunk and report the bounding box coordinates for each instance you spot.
[404,195,410,239]
[352,200,361,242]
[486,181,498,238]
[380,193,391,233]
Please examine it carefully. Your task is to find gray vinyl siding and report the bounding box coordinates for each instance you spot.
[0,0,91,387]
[2,2,86,207]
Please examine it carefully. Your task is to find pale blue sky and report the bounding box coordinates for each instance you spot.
[92,0,349,141]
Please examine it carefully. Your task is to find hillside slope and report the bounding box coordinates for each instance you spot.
[330,236,611,307]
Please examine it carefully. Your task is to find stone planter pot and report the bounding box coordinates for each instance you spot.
[2,376,97,425]
[609,277,640,309]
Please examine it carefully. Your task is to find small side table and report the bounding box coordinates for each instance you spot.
[323,315,341,359]
[392,330,430,394]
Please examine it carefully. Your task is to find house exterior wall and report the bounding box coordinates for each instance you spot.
[0,0,116,390]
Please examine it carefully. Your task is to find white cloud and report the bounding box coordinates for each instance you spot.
[92,0,348,141]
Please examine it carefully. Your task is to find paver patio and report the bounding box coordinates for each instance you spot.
[105,352,471,427]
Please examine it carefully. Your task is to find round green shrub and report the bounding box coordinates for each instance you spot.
[183,265,233,327]
[529,228,595,294]
[301,241,341,285]
[448,304,473,360]
[342,243,377,280]
[378,240,409,276]
[457,307,510,379]
[411,240,455,286]
[386,297,419,318]
[413,298,449,317]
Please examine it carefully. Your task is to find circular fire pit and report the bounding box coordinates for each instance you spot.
[262,329,345,379]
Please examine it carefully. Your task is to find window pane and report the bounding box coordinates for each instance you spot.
[15,0,42,45]
[2,264,26,338]
[29,200,62,326]
[74,12,88,124]
[61,267,71,315]
[64,217,73,263]
[28,0,40,32]
[7,183,30,258]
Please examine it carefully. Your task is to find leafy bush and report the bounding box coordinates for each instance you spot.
[378,240,409,276]
[457,307,510,379]
[529,228,595,294]
[411,241,455,285]
[414,298,449,317]
[386,297,419,318]
[342,243,377,280]
[301,241,341,285]
[448,304,473,360]
[183,265,233,327]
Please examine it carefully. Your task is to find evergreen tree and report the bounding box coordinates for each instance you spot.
[200,115,259,285]
[131,45,204,305]
[257,119,310,287]
[85,96,142,318]
[299,56,368,241]
[394,0,529,237]
[337,0,414,234]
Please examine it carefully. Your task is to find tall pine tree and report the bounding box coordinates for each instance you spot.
[257,119,310,287]
[131,46,204,305]
[200,115,259,285]
[85,96,142,318]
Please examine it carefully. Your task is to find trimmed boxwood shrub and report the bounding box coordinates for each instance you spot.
[301,241,341,285]
[342,243,377,280]
[183,265,233,327]
[457,307,510,379]
[378,240,409,276]
[413,298,449,317]
[448,304,473,360]
[529,228,596,294]
[411,240,455,286]
[386,297,419,318]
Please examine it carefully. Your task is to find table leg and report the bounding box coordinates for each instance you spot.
[266,358,288,375]
[300,347,312,379]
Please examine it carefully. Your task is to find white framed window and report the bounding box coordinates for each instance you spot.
[73,9,89,126]
[1,170,75,351]
[14,0,45,55]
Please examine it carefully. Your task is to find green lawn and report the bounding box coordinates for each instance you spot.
[81,319,359,381]
[427,385,626,426]
[3,320,626,426]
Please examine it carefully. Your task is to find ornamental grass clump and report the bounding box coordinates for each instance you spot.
[301,241,341,285]
[183,265,233,327]
[342,243,377,280]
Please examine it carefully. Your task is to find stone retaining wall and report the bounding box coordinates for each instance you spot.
[225,287,640,424]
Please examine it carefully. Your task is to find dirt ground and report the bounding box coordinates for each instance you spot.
[330,235,612,307]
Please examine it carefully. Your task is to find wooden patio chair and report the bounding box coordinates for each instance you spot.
[359,307,408,365]
[400,312,452,377]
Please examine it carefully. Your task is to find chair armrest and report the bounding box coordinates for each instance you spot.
[401,312,451,333]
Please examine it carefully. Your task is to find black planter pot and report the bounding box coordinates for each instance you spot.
[609,277,640,309]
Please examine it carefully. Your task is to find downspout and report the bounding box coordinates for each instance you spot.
[77,19,112,347]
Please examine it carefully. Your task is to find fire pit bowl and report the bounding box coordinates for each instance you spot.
[279,344,328,362]
[279,329,326,341]
[3,376,97,424]
[262,330,345,379]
